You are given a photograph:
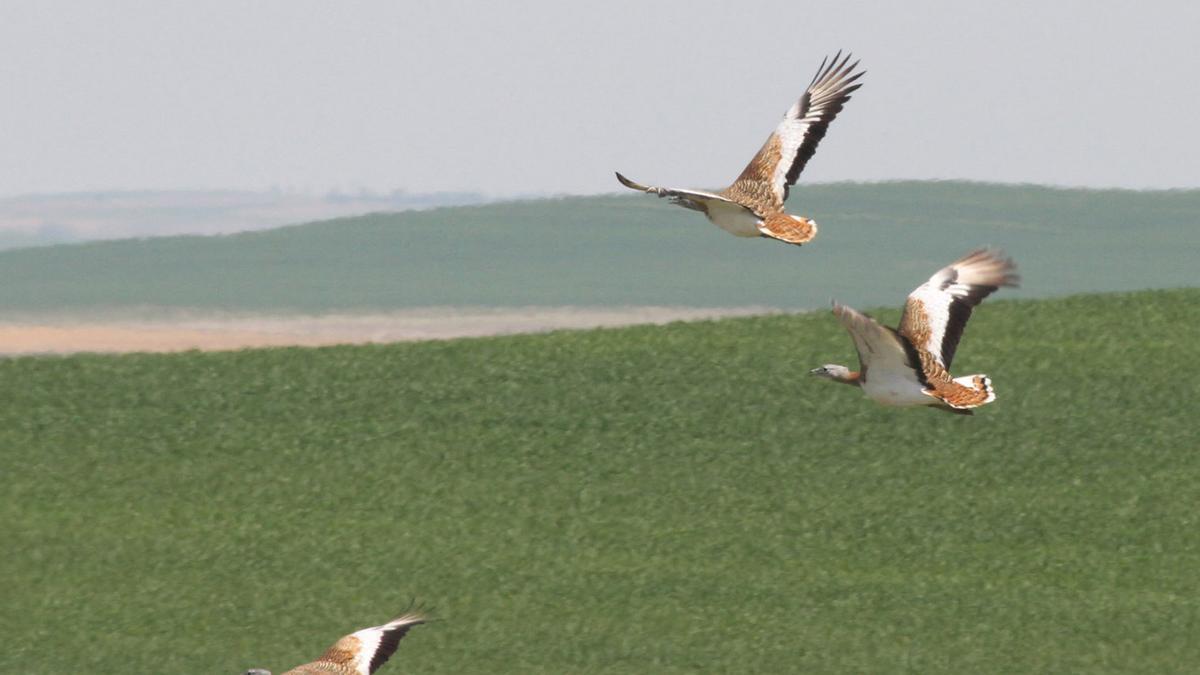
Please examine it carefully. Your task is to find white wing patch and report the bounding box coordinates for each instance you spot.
[349,626,381,675]
[901,249,1019,369]
[768,52,865,204]
[905,274,957,368]
[349,614,426,675]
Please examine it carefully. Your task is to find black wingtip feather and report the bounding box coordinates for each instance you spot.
[809,55,830,88]
[781,52,865,188]
[366,612,428,674]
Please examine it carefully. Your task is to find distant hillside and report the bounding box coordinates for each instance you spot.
[0,181,1195,314]
[0,188,486,249]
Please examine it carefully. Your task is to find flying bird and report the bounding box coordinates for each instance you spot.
[244,611,426,675]
[810,249,1019,414]
[615,51,864,246]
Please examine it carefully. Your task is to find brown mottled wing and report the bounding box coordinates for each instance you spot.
[281,634,359,674]
[833,302,926,388]
[898,249,1019,369]
[725,52,865,211]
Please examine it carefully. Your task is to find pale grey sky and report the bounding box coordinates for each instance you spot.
[2,0,1197,199]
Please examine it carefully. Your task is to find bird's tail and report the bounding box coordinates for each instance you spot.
[759,213,818,245]
[952,374,996,406]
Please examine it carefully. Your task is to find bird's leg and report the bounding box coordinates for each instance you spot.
[670,196,703,211]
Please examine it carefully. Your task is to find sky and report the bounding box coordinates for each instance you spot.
[2,0,1198,200]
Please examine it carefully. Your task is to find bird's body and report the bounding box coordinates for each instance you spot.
[859,360,935,408]
[616,52,864,246]
[811,249,1019,414]
[691,190,765,237]
[245,612,426,675]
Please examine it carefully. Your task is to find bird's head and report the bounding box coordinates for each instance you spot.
[243,669,271,675]
[810,364,852,381]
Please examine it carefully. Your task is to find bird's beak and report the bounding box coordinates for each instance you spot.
[809,368,823,376]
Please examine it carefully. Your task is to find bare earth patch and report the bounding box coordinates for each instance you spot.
[0,307,779,355]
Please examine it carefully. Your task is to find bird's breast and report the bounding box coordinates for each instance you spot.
[861,371,932,407]
[704,203,763,237]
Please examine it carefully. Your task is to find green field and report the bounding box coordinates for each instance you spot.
[3,288,1199,673]
[0,181,1197,314]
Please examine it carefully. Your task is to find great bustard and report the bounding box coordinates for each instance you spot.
[811,249,1019,414]
[615,51,864,246]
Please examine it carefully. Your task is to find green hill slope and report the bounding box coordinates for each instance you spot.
[0,182,1195,313]
[3,288,1198,673]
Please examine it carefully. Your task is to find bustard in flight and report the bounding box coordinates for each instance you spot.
[811,249,1019,414]
[244,611,426,675]
[615,51,864,246]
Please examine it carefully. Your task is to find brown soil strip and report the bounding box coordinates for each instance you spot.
[0,307,778,355]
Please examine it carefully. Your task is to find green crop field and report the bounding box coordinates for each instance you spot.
[0,182,1197,315]
[3,288,1198,673]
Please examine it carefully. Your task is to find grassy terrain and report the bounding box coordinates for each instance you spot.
[0,181,1197,314]
[2,288,1199,673]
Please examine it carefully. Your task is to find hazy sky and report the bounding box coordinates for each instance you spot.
[2,0,1197,199]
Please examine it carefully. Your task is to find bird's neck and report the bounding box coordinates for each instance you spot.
[833,371,862,387]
